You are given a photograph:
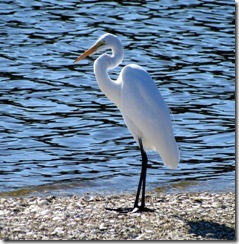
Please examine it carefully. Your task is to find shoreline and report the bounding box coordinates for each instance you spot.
[0,191,235,240]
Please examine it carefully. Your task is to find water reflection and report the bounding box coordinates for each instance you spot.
[0,0,235,195]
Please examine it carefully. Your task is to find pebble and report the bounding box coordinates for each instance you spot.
[0,192,235,240]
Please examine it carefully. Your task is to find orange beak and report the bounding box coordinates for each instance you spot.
[73,42,103,64]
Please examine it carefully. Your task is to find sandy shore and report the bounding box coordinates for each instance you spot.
[0,191,235,240]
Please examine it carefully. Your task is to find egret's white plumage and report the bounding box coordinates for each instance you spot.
[119,64,179,169]
[74,33,180,211]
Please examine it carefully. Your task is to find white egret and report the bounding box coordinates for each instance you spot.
[74,33,180,212]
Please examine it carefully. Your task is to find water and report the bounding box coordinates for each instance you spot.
[0,0,235,197]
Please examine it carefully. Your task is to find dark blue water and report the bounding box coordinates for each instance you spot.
[0,0,235,196]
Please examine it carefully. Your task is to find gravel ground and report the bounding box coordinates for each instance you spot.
[0,192,235,240]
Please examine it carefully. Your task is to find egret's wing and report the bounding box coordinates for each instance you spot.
[119,64,179,168]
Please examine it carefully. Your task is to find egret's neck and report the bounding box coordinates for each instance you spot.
[94,43,124,107]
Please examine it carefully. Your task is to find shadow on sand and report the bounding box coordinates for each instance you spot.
[187,220,235,240]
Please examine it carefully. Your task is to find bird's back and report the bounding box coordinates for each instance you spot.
[118,64,180,169]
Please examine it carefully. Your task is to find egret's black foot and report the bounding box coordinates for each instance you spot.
[105,206,154,213]
[132,206,154,213]
[105,207,133,213]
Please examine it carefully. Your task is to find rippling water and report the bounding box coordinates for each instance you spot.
[0,0,235,196]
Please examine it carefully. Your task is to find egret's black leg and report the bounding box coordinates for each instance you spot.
[141,145,148,209]
[105,139,153,214]
[133,139,148,211]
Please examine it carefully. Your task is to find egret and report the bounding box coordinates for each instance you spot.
[74,33,180,212]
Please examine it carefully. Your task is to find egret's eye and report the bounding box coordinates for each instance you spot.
[97,41,106,49]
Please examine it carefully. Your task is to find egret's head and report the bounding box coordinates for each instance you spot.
[73,33,118,64]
